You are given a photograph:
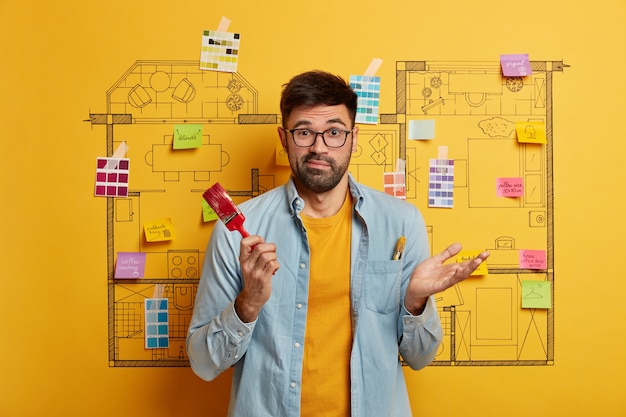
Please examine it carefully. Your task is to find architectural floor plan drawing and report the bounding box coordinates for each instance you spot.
[385,61,566,365]
[88,59,566,367]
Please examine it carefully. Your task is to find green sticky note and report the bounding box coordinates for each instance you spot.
[521,280,551,309]
[201,199,218,222]
[173,124,203,149]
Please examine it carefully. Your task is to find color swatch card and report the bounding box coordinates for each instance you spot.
[428,158,454,208]
[94,157,130,197]
[457,250,488,276]
[383,171,406,200]
[350,75,380,124]
[144,298,169,349]
[500,53,532,77]
[115,252,147,278]
[200,30,240,72]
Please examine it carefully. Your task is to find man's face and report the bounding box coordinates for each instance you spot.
[278,104,359,194]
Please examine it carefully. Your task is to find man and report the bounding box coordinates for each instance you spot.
[187,70,489,416]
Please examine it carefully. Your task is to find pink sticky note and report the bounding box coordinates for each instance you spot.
[519,249,546,270]
[500,54,532,77]
[115,252,147,278]
[496,177,524,197]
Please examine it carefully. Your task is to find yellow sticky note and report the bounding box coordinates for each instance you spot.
[275,139,289,166]
[457,250,488,276]
[143,218,176,242]
[516,121,546,144]
[201,199,218,222]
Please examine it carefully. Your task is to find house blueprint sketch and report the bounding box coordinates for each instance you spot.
[87,59,566,367]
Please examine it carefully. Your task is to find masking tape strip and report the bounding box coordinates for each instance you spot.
[217,16,231,32]
[395,158,405,173]
[438,145,448,160]
[105,141,128,170]
[364,58,383,76]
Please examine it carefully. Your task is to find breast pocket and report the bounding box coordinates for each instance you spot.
[364,261,402,314]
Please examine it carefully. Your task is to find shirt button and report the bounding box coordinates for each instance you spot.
[238,331,244,336]
[296,303,303,309]
[299,263,306,269]
[294,342,300,348]
[290,382,296,388]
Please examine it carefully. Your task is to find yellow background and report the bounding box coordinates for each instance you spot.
[2,0,625,416]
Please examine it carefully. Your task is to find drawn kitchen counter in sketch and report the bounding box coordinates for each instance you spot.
[88,59,565,367]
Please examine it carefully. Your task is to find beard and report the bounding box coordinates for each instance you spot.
[292,153,349,193]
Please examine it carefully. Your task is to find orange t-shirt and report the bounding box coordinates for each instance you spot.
[300,194,353,416]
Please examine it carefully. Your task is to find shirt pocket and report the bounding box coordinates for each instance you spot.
[364,260,402,314]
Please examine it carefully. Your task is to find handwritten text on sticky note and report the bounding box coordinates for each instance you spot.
[497,177,524,197]
[457,250,488,276]
[115,252,147,278]
[173,124,203,149]
[144,218,176,242]
[519,249,547,269]
[501,54,532,77]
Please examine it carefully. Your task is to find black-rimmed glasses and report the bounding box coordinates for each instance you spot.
[285,127,352,148]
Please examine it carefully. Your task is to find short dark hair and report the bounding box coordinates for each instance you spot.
[280,70,358,127]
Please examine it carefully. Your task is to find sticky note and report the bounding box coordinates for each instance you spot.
[500,54,532,77]
[516,121,546,144]
[173,124,203,149]
[497,177,524,197]
[457,250,488,276]
[201,199,219,222]
[408,120,435,140]
[144,218,176,242]
[521,280,551,309]
[519,249,547,269]
[383,171,406,200]
[145,298,169,349]
[115,252,147,278]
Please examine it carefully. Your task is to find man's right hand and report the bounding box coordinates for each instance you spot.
[235,235,279,323]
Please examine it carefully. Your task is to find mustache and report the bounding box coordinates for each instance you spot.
[303,154,333,164]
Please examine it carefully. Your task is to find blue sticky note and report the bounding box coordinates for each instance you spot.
[408,120,435,140]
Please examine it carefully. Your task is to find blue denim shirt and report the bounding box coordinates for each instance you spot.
[187,175,443,416]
